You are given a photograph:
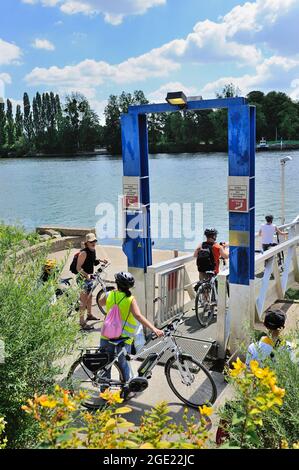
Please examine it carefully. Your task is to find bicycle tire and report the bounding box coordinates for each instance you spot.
[165,354,217,408]
[195,284,214,328]
[66,357,124,408]
[96,286,115,316]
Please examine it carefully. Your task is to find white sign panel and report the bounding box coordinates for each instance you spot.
[228,176,250,213]
[123,176,140,209]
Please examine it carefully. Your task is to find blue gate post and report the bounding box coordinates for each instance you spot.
[121,112,152,317]
[228,104,256,350]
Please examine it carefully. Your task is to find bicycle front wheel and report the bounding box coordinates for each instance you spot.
[195,284,214,328]
[165,354,217,408]
[96,286,115,316]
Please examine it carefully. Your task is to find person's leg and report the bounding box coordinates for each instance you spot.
[116,343,132,382]
[79,291,87,326]
[99,339,114,379]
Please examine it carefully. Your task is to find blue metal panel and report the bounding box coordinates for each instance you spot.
[121,97,255,286]
[121,113,152,270]
[128,97,247,115]
[228,105,254,286]
[121,114,141,176]
[249,105,256,280]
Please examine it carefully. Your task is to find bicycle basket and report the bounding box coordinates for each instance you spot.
[82,351,111,373]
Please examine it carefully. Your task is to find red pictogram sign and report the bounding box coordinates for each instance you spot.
[228,176,249,213]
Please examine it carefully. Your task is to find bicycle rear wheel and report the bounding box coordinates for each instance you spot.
[165,354,217,408]
[195,284,215,328]
[67,358,124,408]
[96,286,115,316]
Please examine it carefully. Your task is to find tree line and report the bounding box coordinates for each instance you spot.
[103,85,299,154]
[0,92,100,156]
[1,84,299,157]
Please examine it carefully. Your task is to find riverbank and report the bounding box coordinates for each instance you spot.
[1,142,299,159]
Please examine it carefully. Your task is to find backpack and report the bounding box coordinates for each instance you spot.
[101,292,127,339]
[196,242,215,272]
[70,251,81,275]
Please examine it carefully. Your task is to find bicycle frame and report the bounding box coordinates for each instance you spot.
[96,321,195,387]
[200,275,218,303]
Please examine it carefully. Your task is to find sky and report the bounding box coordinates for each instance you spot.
[1,0,299,122]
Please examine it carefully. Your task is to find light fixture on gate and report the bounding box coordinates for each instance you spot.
[165,91,187,108]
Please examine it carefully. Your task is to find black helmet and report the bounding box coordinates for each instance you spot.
[115,271,135,289]
[265,214,274,223]
[204,228,218,239]
[264,309,286,330]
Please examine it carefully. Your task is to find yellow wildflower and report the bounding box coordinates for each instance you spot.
[199,405,213,417]
[100,389,124,405]
[229,357,246,377]
[293,442,299,449]
[38,396,57,408]
[281,439,289,449]
[271,385,285,399]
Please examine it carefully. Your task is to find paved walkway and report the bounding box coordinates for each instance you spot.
[50,245,299,442]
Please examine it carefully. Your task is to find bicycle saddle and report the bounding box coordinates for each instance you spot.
[205,271,215,275]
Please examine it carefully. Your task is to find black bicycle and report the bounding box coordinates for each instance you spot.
[67,315,217,409]
[194,271,217,328]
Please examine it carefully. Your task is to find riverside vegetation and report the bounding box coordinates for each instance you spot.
[0,224,299,449]
[1,84,299,157]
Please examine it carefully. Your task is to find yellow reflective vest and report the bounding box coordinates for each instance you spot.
[101,290,137,345]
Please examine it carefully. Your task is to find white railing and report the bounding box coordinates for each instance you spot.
[254,233,299,320]
[146,254,195,327]
[144,215,299,356]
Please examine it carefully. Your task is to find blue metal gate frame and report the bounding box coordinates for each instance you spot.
[121,97,255,288]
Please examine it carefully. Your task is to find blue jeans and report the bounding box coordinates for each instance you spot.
[100,338,132,382]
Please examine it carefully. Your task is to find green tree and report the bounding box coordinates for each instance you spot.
[23,93,33,144]
[5,99,15,147]
[104,90,149,155]
[15,104,23,140]
[217,83,241,98]
[263,91,292,140]
[0,99,6,150]
[277,101,299,140]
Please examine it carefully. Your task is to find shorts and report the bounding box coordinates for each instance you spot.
[77,276,93,294]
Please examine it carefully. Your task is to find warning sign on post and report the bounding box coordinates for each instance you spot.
[123,176,140,209]
[228,176,249,213]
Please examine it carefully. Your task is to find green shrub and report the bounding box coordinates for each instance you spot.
[255,342,299,448]
[0,244,79,447]
[0,223,40,263]
[22,387,212,449]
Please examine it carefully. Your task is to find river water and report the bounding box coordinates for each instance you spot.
[0,150,298,251]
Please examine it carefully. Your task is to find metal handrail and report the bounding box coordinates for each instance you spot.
[255,235,299,265]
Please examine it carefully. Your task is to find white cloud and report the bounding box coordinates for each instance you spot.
[0,73,12,85]
[32,38,55,51]
[0,39,22,66]
[22,0,166,25]
[201,56,299,98]
[0,74,12,100]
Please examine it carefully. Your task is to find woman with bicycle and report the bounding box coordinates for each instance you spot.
[98,272,164,385]
[76,233,108,331]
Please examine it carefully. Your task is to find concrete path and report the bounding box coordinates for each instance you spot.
[50,245,299,443]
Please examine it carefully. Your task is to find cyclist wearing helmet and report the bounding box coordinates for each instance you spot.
[194,228,229,280]
[98,271,164,384]
[42,259,58,282]
[259,215,288,252]
[246,309,286,366]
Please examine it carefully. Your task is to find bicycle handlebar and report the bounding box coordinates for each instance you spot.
[151,313,184,341]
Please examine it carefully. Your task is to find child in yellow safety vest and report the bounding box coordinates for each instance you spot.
[246,309,286,366]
